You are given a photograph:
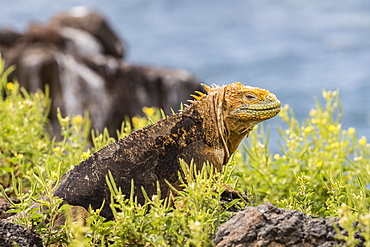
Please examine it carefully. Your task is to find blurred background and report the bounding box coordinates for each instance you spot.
[0,0,369,145]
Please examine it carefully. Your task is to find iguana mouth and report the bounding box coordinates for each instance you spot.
[247,99,281,110]
[233,99,281,119]
[247,105,280,112]
[236,101,281,113]
[246,107,280,117]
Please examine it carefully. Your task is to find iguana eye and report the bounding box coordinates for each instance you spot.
[244,93,257,101]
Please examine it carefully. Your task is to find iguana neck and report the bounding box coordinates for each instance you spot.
[186,90,231,165]
[224,116,258,155]
[186,91,259,165]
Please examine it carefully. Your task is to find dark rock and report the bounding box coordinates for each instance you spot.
[104,63,202,135]
[25,23,65,47]
[0,29,23,48]
[0,198,20,220]
[212,203,362,247]
[0,220,43,247]
[0,7,201,138]
[50,6,125,58]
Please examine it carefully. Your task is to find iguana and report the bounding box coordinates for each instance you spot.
[52,82,281,220]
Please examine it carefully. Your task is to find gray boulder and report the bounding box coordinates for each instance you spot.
[212,203,363,247]
[0,220,43,247]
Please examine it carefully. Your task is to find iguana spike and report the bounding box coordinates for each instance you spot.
[190,94,202,101]
[194,91,205,97]
[201,83,211,93]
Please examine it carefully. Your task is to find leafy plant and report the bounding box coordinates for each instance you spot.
[238,90,370,217]
[1,53,370,246]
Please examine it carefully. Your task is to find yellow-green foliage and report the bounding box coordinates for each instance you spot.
[0,58,237,246]
[237,90,370,217]
[0,65,90,197]
[235,90,370,245]
[1,55,370,246]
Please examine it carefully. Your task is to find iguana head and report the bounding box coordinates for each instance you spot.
[220,82,280,138]
[195,82,281,124]
[191,82,281,160]
[223,82,281,122]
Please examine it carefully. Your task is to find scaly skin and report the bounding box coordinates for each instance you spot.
[53,82,281,220]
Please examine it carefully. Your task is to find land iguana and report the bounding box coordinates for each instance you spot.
[52,82,281,220]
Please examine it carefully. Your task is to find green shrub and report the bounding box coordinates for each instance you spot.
[1,54,370,246]
[72,161,236,247]
[0,57,238,246]
[0,59,91,198]
[237,90,370,218]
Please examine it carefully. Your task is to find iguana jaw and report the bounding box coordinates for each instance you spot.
[231,97,281,121]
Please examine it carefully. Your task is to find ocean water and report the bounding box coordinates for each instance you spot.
[1,0,370,148]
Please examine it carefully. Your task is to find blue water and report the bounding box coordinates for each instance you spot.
[1,0,370,146]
